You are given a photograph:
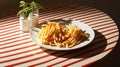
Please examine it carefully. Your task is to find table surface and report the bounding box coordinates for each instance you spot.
[0,2,119,67]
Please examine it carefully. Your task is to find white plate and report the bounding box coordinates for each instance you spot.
[30,19,95,50]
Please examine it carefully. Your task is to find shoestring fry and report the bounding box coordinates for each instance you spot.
[38,22,89,48]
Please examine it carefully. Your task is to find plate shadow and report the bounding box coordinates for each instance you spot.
[41,30,107,58]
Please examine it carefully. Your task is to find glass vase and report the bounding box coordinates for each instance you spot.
[19,14,30,32]
[30,9,39,27]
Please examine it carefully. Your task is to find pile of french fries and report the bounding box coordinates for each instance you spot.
[38,22,89,48]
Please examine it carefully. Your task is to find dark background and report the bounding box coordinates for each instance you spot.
[0,0,120,67]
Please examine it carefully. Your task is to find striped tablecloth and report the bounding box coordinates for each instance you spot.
[0,2,119,67]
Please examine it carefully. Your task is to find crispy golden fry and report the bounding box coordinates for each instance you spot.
[38,22,89,48]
